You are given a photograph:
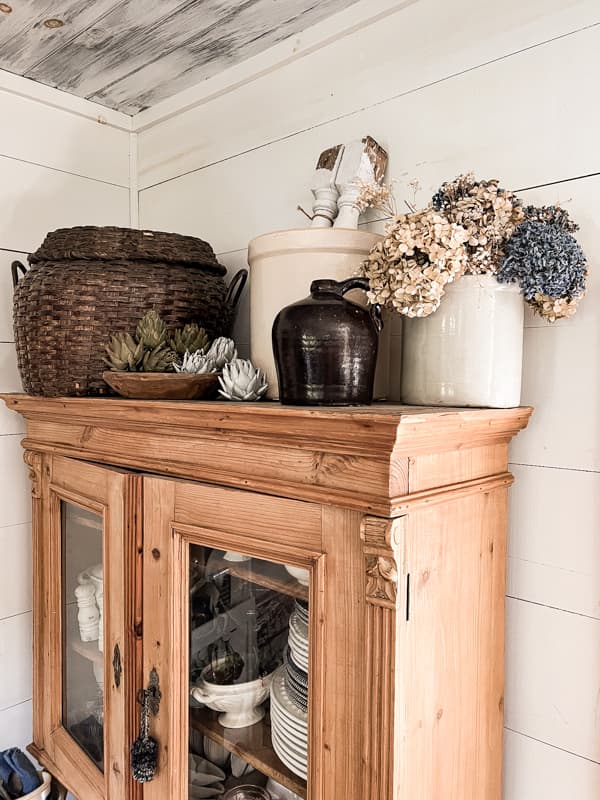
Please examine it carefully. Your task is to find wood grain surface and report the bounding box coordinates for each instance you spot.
[2,395,531,516]
[0,0,360,113]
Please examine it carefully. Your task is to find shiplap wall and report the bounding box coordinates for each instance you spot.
[137,1,600,795]
[0,77,131,753]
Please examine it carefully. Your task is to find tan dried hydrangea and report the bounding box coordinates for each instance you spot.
[529,292,585,322]
[355,180,396,216]
[432,173,524,274]
[362,207,470,317]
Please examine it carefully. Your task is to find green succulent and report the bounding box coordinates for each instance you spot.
[136,310,168,349]
[170,323,209,356]
[103,333,144,372]
[142,345,177,373]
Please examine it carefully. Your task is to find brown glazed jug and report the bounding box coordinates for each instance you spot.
[271,277,382,405]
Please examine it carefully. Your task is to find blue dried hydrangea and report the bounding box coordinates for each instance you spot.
[523,204,579,233]
[498,220,587,300]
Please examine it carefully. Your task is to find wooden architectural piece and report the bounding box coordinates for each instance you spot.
[23,448,42,498]
[310,144,344,227]
[2,395,531,800]
[334,135,388,228]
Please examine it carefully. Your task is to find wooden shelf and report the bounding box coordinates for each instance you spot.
[190,707,306,798]
[227,561,309,601]
[72,640,103,666]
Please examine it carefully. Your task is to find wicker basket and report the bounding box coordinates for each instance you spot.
[12,226,247,397]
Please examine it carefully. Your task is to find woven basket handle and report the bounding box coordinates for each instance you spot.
[225,268,248,311]
[11,260,27,288]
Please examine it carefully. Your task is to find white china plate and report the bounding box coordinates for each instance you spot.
[284,565,310,586]
[288,641,309,662]
[288,639,309,663]
[271,668,308,724]
[271,739,307,778]
[272,729,308,763]
[271,703,308,741]
[271,732,308,779]
[288,622,309,646]
[271,692,308,731]
[271,720,307,753]
[288,648,308,672]
[288,629,309,655]
[289,611,309,641]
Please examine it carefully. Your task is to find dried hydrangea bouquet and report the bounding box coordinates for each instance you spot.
[360,173,587,407]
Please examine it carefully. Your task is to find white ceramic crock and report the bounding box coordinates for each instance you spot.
[191,668,275,729]
[400,275,524,408]
[247,228,386,399]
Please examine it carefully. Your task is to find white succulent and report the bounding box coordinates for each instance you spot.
[174,349,217,374]
[206,337,238,370]
[218,359,268,401]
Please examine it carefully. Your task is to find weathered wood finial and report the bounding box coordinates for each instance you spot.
[334,135,388,229]
[310,143,345,227]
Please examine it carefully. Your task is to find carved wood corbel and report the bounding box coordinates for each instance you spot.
[23,449,43,499]
[361,515,403,609]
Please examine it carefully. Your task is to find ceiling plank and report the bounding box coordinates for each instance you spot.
[0,0,121,76]
[25,0,359,113]
[25,0,244,98]
[94,0,360,113]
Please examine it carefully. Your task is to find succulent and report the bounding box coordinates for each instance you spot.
[218,359,268,401]
[136,310,168,349]
[103,333,144,371]
[174,350,217,374]
[170,323,209,356]
[141,345,177,373]
[206,337,238,370]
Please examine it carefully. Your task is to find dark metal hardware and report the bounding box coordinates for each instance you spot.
[113,643,122,688]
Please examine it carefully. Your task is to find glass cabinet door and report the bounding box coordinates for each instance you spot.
[188,547,310,800]
[141,477,325,800]
[61,501,105,770]
[38,456,140,800]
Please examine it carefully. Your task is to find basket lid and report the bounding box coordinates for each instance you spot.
[29,226,225,273]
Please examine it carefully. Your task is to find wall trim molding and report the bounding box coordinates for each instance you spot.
[129,132,139,228]
[0,68,132,132]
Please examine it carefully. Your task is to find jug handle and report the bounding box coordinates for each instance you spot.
[224,268,248,311]
[336,276,384,333]
[11,260,27,288]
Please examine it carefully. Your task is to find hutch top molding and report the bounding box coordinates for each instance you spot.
[3,396,531,517]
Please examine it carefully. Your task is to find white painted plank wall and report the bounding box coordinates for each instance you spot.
[137,4,600,795]
[0,72,131,755]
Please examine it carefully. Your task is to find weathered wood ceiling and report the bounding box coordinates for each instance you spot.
[0,0,360,115]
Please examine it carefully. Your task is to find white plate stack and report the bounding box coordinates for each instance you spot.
[270,600,310,780]
[270,667,308,780]
[287,602,309,672]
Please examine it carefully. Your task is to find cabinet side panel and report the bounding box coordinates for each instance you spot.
[398,488,507,800]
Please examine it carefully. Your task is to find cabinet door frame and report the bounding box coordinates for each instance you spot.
[31,454,141,800]
[141,475,336,800]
